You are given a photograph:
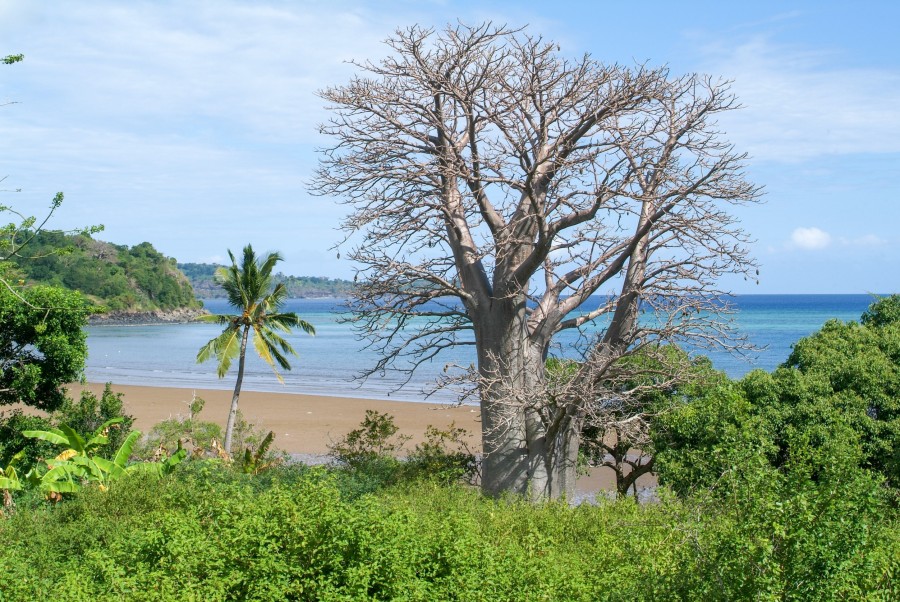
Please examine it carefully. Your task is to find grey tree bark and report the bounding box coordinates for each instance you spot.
[313,23,760,500]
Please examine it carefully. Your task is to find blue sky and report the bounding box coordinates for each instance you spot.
[1,1,897,294]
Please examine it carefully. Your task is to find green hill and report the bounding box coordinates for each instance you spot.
[179,262,355,299]
[8,232,201,312]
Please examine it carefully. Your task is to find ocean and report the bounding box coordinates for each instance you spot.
[84,295,881,403]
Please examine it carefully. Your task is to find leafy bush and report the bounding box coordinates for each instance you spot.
[0,411,56,475]
[654,295,900,494]
[328,411,477,496]
[548,349,726,498]
[405,423,478,485]
[328,409,411,469]
[135,394,222,460]
[21,418,185,499]
[327,410,409,495]
[53,384,135,460]
[646,297,900,597]
[781,297,900,486]
[0,464,895,600]
[135,393,284,476]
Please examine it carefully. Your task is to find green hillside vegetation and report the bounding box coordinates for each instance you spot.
[179,262,355,299]
[8,232,201,312]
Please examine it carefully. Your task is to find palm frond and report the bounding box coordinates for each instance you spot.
[221,249,251,309]
[252,326,290,382]
[262,282,289,313]
[258,250,283,279]
[259,324,297,357]
[197,324,243,377]
[251,324,277,367]
[198,244,314,387]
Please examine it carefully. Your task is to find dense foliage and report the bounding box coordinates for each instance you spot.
[653,295,900,494]
[0,462,895,600]
[572,349,725,498]
[10,232,200,311]
[782,295,900,486]
[0,384,134,477]
[0,412,56,477]
[1,335,899,600]
[328,410,477,492]
[0,285,90,410]
[180,262,354,299]
[52,384,135,461]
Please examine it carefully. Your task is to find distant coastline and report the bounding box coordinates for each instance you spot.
[179,262,355,299]
[87,307,209,326]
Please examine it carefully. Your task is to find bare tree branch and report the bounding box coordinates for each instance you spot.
[313,23,761,500]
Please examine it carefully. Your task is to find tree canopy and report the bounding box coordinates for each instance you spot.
[0,285,90,411]
[315,23,760,499]
[780,295,900,485]
[654,295,900,495]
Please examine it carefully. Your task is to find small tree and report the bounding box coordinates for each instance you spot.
[196,245,314,454]
[0,285,90,410]
[780,294,900,487]
[314,23,759,499]
[573,351,717,498]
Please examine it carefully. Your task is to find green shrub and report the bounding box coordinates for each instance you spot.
[328,409,410,469]
[0,411,56,475]
[328,411,478,495]
[135,394,222,460]
[53,384,135,460]
[0,463,896,600]
[404,422,477,485]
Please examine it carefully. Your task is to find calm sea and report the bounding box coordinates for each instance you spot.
[84,295,881,403]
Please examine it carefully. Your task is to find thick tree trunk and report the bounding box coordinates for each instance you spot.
[476,296,581,501]
[223,325,250,455]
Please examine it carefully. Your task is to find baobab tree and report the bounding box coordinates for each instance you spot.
[314,23,760,500]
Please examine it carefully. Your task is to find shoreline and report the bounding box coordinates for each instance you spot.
[87,307,209,326]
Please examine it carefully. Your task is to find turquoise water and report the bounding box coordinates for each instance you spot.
[84,295,880,403]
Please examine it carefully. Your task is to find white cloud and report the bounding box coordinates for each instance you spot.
[790,227,831,250]
[0,2,418,145]
[699,36,900,163]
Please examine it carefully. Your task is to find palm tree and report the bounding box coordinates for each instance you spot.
[196,245,314,454]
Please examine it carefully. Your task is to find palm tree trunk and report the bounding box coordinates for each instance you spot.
[223,325,250,455]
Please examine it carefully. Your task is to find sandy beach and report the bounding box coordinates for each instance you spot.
[74,382,482,456]
[70,382,655,495]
